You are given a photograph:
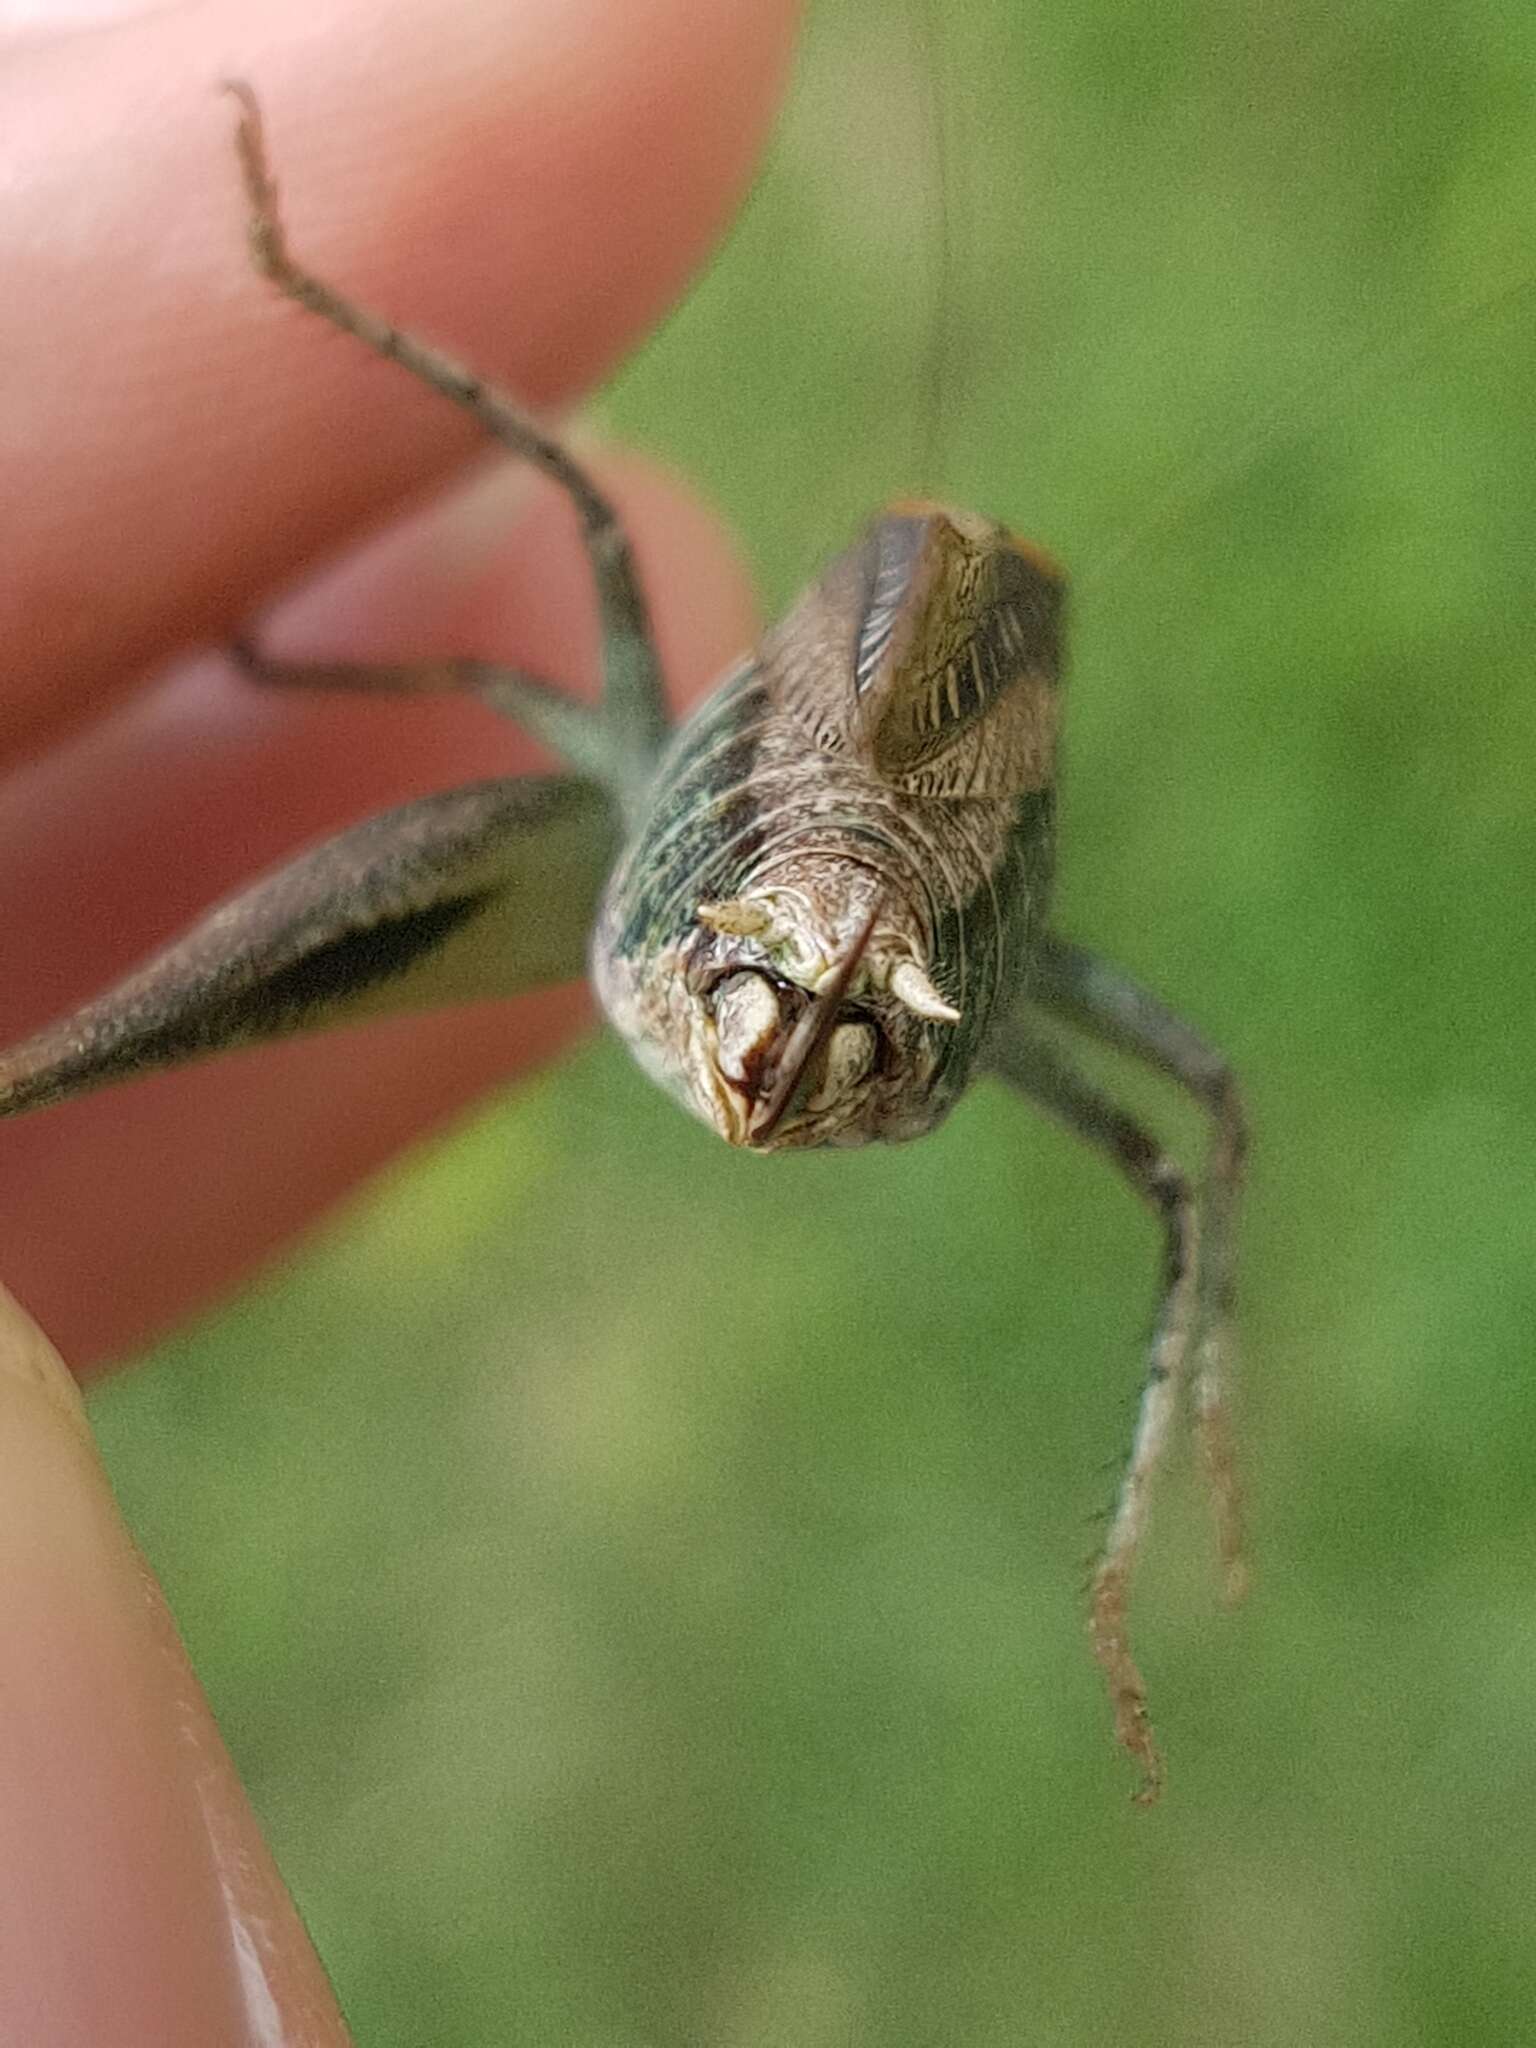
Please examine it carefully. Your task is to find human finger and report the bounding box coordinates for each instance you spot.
[0,1281,354,2045]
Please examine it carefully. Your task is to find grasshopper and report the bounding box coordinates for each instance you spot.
[0,82,1247,1804]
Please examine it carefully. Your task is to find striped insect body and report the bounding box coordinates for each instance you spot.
[592,503,1064,1150]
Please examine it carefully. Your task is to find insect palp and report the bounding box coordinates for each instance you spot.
[696,899,775,940]
[709,971,787,1093]
[886,956,961,1024]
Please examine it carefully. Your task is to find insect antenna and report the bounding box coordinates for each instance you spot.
[910,0,956,498]
[1085,244,1536,595]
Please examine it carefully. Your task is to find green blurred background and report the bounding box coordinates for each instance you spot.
[91,1,1536,2041]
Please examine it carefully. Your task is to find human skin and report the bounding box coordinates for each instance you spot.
[0,0,799,2038]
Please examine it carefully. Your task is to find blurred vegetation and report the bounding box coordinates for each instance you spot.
[91,0,1536,2041]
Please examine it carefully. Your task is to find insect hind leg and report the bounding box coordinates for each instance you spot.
[986,1009,1201,1806]
[1028,933,1249,1606]
[223,81,670,809]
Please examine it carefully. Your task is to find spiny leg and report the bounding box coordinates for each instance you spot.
[228,638,620,792]
[223,80,670,809]
[0,775,616,1121]
[1029,933,1249,1603]
[987,1009,1201,1805]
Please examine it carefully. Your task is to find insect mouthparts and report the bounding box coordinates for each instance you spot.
[745,901,882,1143]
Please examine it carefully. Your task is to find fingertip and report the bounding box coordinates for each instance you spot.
[0,1285,349,2042]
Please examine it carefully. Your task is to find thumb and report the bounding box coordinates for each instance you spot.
[0,1283,351,2046]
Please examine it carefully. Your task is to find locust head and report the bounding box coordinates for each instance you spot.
[601,884,964,1154]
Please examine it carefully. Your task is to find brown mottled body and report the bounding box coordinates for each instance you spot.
[593,504,1063,1151]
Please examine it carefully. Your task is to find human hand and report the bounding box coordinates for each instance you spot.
[0,0,798,1371]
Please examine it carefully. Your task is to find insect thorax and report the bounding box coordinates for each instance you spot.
[592,504,1064,1153]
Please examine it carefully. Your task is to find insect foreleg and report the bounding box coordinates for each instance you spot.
[1027,933,1248,1604]
[228,639,621,792]
[986,1008,1202,1806]
[224,81,670,809]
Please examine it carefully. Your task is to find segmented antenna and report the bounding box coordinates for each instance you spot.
[912,0,954,497]
[1084,256,1536,591]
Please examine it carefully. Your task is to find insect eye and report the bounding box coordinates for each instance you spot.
[804,1017,880,1112]
[710,971,785,1083]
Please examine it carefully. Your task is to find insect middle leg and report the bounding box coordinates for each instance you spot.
[227,638,621,792]
[987,1010,1201,1805]
[1028,933,1249,1602]
[223,81,670,806]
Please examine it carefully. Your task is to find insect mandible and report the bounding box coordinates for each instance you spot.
[0,82,1248,1805]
